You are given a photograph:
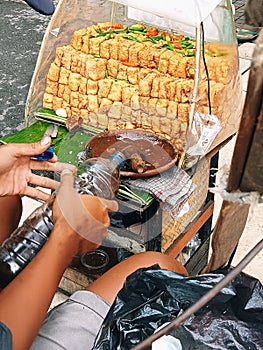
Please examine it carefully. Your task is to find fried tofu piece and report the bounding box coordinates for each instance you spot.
[151,77,160,98]
[81,34,91,54]
[99,39,111,59]
[59,67,70,85]
[168,55,179,77]
[98,79,113,98]
[61,48,74,70]
[45,80,58,95]
[54,47,64,67]
[107,59,119,78]
[159,76,174,99]
[43,92,53,105]
[156,99,168,117]
[97,112,109,127]
[129,43,144,66]
[108,102,122,119]
[47,63,60,82]
[139,73,156,97]
[79,94,89,109]
[86,57,107,80]
[138,68,152,80]
[176,56,189,79]
[118,37,135,62]
[70,28,87,50]
[70,91,79,108]
[57,84,65,98]
[127,67,139,85]
[87,79,98,95]
[178,103,190,123]
[117,63,128,81]
[166,80,180,101]
[108,38,119,60]
[52,96,63,110]
[148,98,158,115]
[88,95,99,112]
[68,72,81,92]
[100,97,113,110]
[89,36,106,56]
[108,81,125,101]
[88,112,98,127]
[79,77,87,94]
[158,51,174,74]
[167,101,178,118]
[80,109,89,123]
[63,86,71,104]
[122,85,138,104]
[138,42,152,68]
[176,79,194,103]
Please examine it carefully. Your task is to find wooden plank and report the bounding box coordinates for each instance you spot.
[165,201,214,258]
[240,102,263,193]
[202,200,250,273]
[227,30,263,192]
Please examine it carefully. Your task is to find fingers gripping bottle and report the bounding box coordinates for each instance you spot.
[0,151,127,289]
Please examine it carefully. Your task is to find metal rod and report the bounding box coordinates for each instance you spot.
[131,238,263,350]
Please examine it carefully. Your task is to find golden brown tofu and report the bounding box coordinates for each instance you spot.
[68,72,81,92]
[43,92,53,105]
[99,39,111,59]
[168,55,179,77]
[107,59,119,78]
[138,42,152,68]
[138,68,152,81]
[127,67,139,85]
[45,80,58,96]
[58,67,70,85]
[158,51,174,74]
[79,94,89,109]
[87,79,98,95]
[117,63,128,81]
[47,63,60,82]
[176,79,194,103]
[118,38,136,62]
[167,101,178,117]
[70,91,79,108]
[54,47,64,67]
[80,109,89,122]
[151,77,160,98]
[108,102,122,119]
[57,84,65,98]
[109,38,119,60]
[70,28,87,50]
[129,43,144,66]
[122,86,138,104]
[148,98,158,115]
[53,96,63,110]
[88,95,99,112]
[178,103,190,122]
[159,76,174,99]
[79,77,87,94]
[63,86,71,104]
[89,36,106,56]
[156,99,168,117]
[139,73,156,97]
[97,112,108,127]
[86,57,107,80]
[98,79,113,98]
[108,81,124,101]
[81,35,91,55]
[100,98,113,111]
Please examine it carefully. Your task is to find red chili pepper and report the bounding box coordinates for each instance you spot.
[173,42,183,49]
[111,23,124,29]
[173,34,184,40]
[146,27,159,37]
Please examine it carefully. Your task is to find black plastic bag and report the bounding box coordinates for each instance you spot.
[93,265,263,349]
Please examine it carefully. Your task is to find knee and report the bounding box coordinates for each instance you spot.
[127,251,187,275]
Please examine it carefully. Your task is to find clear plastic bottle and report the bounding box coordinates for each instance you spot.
[0,151,127,289]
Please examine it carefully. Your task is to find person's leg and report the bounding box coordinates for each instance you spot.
[0,195,22,245]
[87,251,187,304]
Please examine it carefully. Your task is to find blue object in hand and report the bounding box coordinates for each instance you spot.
[35,146,54,161]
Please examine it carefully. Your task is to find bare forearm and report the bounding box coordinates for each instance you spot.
[0,223,80,350]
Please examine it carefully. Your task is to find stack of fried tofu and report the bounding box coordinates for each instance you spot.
[43,22,240,152]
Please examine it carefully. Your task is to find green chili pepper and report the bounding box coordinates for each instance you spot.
[112,28,128,34]
[105,68,109,78]
[93,55,100,59]
[122,35,141,42]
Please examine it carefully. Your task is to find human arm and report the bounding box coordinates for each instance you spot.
[0,169,118,350]
[0,136,75,201]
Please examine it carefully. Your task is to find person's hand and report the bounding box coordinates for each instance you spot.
[0,137,76,201]
[53,169,119,254]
